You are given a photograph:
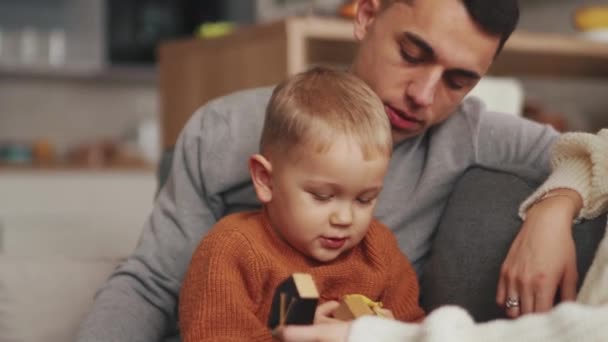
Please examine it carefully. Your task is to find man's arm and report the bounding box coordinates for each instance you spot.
[76,107,228,341]
[76,87,270,341]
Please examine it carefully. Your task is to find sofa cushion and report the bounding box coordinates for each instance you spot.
[420,167,607,322]
[0,256,120,342]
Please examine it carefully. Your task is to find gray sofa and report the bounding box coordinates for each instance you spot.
[420,167,606,321]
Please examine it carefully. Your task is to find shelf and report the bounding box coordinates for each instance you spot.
[0,64,158,83]
[0,162,156,173]
[281,16,608,79]
[159,16,608,148]
[491,31,608,79]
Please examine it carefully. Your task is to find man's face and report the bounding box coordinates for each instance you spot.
[352,0,500,144]
[265,137,389,263]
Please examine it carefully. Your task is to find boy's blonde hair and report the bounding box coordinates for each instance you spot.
[260,67,391,161]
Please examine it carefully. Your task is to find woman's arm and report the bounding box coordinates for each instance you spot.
[520,128,608,220]
[497,128,608,317]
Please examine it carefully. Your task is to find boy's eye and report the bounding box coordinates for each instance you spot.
[311,192,332,201]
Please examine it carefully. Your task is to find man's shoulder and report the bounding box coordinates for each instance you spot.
[200,86,274,124]
[448,96,541,131]
[427,96,544,149]
[436,96,486,133]
[184,86,274,138]
[177,87,275,190]
[205,86,275,113]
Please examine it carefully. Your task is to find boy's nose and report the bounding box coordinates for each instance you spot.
[330,204,353,227]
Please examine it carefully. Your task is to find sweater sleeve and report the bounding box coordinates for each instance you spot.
[348,303,608,342]
[519,129,608,220]
[376,225,425,322]
[179,227,271,342]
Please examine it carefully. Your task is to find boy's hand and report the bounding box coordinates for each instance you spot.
[273,322,351,342]
[314,301,341,324]
[373,307,394,319]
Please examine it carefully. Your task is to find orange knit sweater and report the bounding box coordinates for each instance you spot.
[179,211,424,342]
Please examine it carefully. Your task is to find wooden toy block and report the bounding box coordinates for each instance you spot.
[333,294,390,321]
[268,273,319,330]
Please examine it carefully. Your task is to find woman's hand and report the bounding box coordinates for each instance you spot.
[496,189,581,318]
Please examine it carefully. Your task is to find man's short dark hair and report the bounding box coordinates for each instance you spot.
[462,0,520,55]
[383,0,520,55]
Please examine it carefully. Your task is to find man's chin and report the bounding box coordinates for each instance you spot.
[391,129,420,145]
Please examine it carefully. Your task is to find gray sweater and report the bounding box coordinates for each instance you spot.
[77,87,557,341]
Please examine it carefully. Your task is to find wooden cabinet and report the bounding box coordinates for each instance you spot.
[158,16,608,149]
[0,170,155,257]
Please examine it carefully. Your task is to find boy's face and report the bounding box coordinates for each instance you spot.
[259,137,389,263]
[352,0,500,144]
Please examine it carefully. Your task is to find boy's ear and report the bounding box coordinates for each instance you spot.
[354,0,382,41]
[249,154,273,203]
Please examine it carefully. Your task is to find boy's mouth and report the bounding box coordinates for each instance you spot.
[320,237,347,250]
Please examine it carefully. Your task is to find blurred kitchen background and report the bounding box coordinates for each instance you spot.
[1,1,608,342]
[0,0,607,170]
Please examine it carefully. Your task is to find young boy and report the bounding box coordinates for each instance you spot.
[178,67,424,341]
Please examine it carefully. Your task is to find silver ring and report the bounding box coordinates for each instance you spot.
[505,297,520,309]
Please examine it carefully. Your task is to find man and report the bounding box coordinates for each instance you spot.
[77,0,594,341]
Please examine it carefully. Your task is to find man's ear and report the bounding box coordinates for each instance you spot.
[249,154,273,203]
[354,0,382,41]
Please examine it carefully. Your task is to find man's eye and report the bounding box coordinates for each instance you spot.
[446,78,465,90]
[356,197,375,205]
[445,75,476,91]
[400,49,424,64]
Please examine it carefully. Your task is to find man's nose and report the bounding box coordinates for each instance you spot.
[330,203,353,227]
[407,67,442,108]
